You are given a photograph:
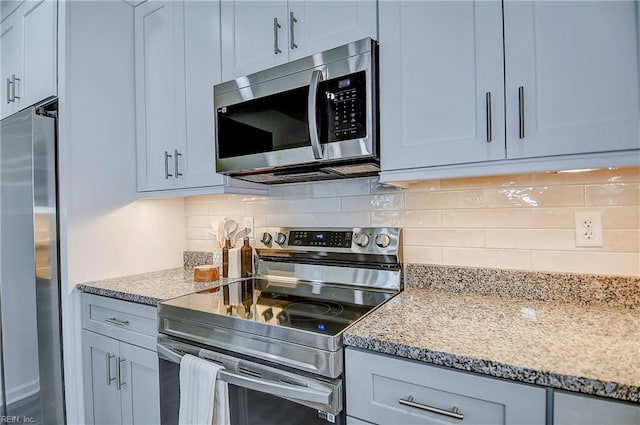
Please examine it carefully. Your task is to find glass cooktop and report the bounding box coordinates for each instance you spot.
[161,278,396,338]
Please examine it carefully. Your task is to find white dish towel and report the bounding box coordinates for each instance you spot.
[178,353,230,425]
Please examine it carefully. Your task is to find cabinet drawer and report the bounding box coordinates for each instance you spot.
[346,347,546,425]
[81,293,157,351]
[554,391,640,425]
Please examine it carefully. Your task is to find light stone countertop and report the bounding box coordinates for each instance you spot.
[76,268,239,306]
[343,288,640,402]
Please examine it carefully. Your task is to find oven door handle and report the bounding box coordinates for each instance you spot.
[157,343,333,405]
[218,369,331,405]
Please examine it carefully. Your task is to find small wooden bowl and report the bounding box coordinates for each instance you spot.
[193,265,219,282]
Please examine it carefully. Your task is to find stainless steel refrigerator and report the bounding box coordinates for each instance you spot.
[0,106,65,424]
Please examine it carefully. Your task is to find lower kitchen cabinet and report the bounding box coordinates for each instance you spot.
[346,347,546,425]
[81,294,160,425]
[554,390,640,425]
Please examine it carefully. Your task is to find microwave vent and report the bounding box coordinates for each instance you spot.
[323,164,380,175]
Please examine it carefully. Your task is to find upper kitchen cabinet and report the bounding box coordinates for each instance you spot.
[135,0,263,196]
[504,1,640,159]
[220,0,377,81]
[379,0,506,172]
[0,0,57,120]
[134,0,185,192]
[379,0,640,183]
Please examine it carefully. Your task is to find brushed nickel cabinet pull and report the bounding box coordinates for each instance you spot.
[6,78,12,103]
[399,395,464,420]
[174,149,183,178]
[116,357,126,390]
[106,353,116,385]
[518,86,525,139]
[104,317,130,327]
[164,151,173,179]
[486,91,492,142]
[290,12,298,50]
[274,18,282,54]
[11,75,20,100]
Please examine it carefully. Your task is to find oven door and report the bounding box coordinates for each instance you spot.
[158,338,344,425]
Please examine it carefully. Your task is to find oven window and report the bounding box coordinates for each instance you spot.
[217,86,311,159]
[229,385,343,425]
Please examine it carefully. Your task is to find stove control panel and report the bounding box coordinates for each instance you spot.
[256,227,400,256]
[289,230,353,248]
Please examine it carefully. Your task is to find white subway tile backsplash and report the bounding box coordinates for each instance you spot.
[186,215,214,228]
[371,210,441,227]
[442,209,534,228]
[186,239,213,252]
[602,230,640,253]
[185,167,640,276]
[585,183,640,206]
[602,206,640,229]
[402,246,443,264]
[441,173,534,190]
[483,185,584,208]
[443,247,532,270]
[532,251,640,276]
[341,194,405,212]
[485,229,576,250]
[405,190,484,210]
[288,197,341,214]
[404,228,484,248]
[265,212,371,228]
[268,183,314,199]
[314,178,370,198]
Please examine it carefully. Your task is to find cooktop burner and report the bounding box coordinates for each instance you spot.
[161,278,394,338]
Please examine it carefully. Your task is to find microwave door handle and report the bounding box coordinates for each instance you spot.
[308,69,323,160]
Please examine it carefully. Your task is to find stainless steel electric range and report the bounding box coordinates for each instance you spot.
[157,227,402,425]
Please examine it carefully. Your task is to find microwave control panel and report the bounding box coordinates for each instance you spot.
[322,70,367,141]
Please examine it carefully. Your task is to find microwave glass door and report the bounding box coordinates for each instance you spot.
[217,86,311,159]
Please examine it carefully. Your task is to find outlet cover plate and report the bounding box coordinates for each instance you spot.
[574,211,603,247]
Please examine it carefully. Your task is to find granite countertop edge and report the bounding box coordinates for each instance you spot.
[76,284,162,306]
[343,333,639,403]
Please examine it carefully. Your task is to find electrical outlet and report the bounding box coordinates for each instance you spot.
[243,216,254,238]
[574,211,603,247]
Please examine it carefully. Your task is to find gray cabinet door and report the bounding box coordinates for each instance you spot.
[120,342,161,425]
[82,330,122,425]
[220,1,289,81]
[346,347,546,425]
[504,1,640,159]
[379,0,506,171]
[134,0,185,191]
[554,391,640,425]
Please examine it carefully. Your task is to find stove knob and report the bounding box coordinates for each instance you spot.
[275,232,287,245]
[354,232,370,248]
[261,232,273,245]
[375,233,392,248]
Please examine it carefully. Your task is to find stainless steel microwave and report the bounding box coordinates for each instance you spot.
[214,38,379,184]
